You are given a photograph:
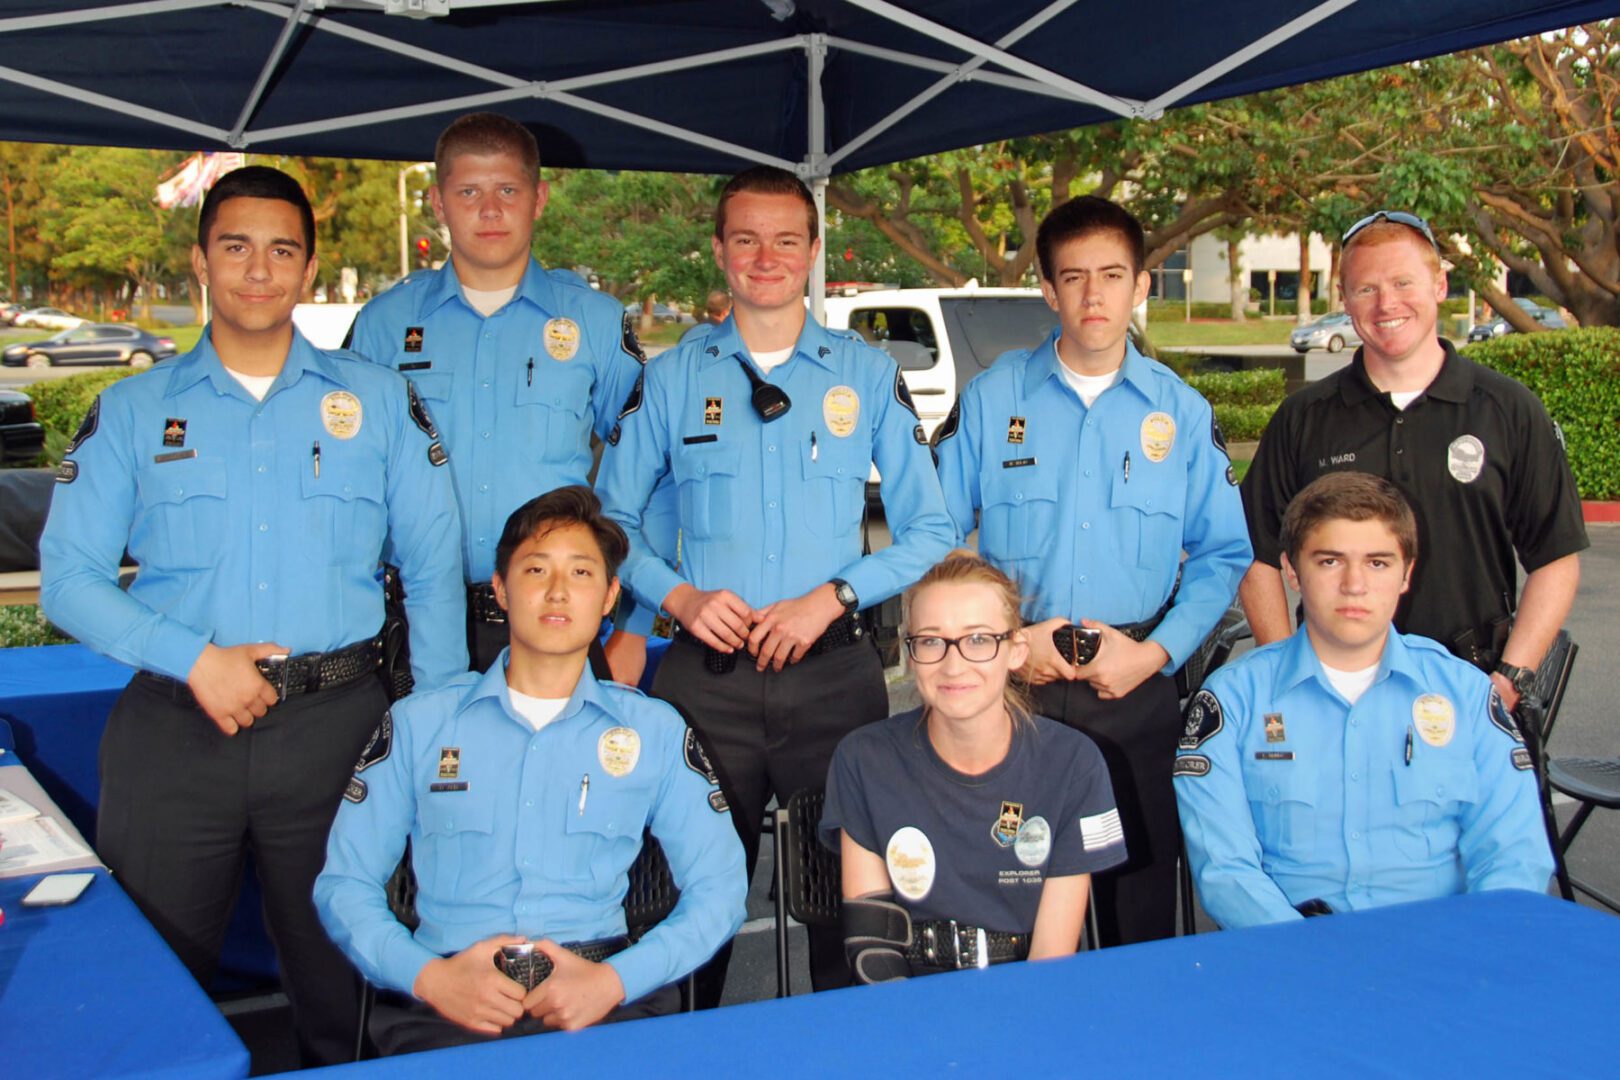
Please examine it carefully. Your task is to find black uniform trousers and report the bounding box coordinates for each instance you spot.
[651,637,888,1004]
[370,983,681,1056]
[468,616,612,681]
[1033,672,1182,947]
[97,673,385,1067]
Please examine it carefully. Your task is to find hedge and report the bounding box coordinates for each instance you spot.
[1212,402,1279,442]
[1462,327,1620,500]
[20,368,136,465]
[0,606,72,648]
[1184,368,1285,407]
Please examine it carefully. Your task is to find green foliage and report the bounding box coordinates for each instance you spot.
[1463,328,1620,500]
[24,368,137,464]
[1185,368,1286,406]
[0,606,72,648]
[1212,403,1280,442]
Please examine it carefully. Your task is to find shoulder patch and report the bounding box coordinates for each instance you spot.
[1489,688,1525,744]
[893,369,920,420]
[66,396,100,455]
[621,313,647,365]
[1173,755,1211,778]
[55,460,79,484]
[683,728,720,785]
[1179,690,1224,751]
[1211,414,1230,457]
[406,380,438,440]
[1511,747,1533,771]
[617,370,645,422]
[930,399,962,449]
[354,711,394,774]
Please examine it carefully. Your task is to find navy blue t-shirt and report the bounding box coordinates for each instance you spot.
[821,708,1127,933]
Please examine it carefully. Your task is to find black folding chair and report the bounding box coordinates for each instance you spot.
[772,788,841,998]
[1174,605,1252,935]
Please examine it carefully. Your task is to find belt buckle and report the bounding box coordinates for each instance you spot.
[278,658,291,700]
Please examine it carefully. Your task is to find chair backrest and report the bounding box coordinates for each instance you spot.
[1523,630,1578,746]
[385,844,420,932]
[624,831,681,937]
[1175,605,1252,700]
[781,788,842,929]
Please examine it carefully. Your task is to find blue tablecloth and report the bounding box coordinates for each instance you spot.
[312,890,1616,1077]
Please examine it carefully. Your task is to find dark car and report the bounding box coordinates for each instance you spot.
[0,388,46,463]
[1,324,179,368]
[1466,298,1567,342]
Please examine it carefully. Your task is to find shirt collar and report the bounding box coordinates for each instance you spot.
[422,256,560,319]
[463,648,616,731]
[697,312,841,374]
[1339,338,1472,407]
[1023,328,1155,403]
[164,326,347,399]
[1276,622,1419,696]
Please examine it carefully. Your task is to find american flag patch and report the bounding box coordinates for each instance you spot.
[1080,808,1124,849]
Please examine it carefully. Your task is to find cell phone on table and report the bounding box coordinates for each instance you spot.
[1053,625,1102,667]
[22,872,95,907]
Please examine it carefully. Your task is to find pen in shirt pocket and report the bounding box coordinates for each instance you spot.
[1404,725,1414,767]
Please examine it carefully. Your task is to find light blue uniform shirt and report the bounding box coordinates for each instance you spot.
[315,656,747,1003]
[1174,626,1553,930]
[597,316,955,614]
[934,333,1250,668]
[40,329,467,687]
[348,257,644,581]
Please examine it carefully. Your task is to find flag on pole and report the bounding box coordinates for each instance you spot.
[156,152,248,209]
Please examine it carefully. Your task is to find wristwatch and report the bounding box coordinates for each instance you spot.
[1494,661,1536,697]
[830,578,859,614]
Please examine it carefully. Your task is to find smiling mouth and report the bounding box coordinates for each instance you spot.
[1373,317,1409,330]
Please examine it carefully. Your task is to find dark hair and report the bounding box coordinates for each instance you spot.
[436,112,540,183]
[197,165,315,259]
[714,166,817,240]
[1036,195,1146,280]
[495,485,629,579]
[1281,472,1418,566]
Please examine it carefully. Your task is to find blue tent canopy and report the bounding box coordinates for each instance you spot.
[2,0,1617,176]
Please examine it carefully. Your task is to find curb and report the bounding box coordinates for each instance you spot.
[1584,502,1620,524]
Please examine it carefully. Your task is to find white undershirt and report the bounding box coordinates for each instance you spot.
[1321,661,1380,705]
[751,347,795,373]
[462,284,518,318]
[1389,390,1422,410]
[224,368,276,401]
[507,687,570,732]
[1058,363,1120,408]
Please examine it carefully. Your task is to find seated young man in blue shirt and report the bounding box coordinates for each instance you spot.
[1174,471,1552,929]
[316,486,747,1054]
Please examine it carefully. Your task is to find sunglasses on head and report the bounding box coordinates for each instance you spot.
[1342,210,1437,250]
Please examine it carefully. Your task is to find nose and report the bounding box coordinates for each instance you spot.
[545,574,568,603]
[1341,561,1368,594]
[243,247,272,281]
[478,193,502,219]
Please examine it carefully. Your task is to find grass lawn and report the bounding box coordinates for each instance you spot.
[1143,319,1297,348]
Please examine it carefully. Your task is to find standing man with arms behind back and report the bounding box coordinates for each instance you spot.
[40,166,465,1065]
[597,166,955,999]
[1238,211,1586,712]
[933,196,1251,947]
[347,112,649,678]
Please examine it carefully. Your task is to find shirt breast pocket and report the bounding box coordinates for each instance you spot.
[411,371,454,406]
[978,467,1059,563]
[516,365,592,461]
[670,441,741,542]
[799,435,868,538]
[417,796,496,899]
[1390,760,1477,859]
[562,783,649,894]
[136,456,229,570]
[1109,464,1187,569]
[1244,768,1317,858]
[300,456,387,565]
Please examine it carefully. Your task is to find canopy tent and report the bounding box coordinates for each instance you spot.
[4,0,1618,302]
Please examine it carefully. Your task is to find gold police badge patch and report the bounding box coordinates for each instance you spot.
[321,391,363,439]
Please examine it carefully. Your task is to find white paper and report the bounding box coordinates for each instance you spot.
[0,788,40,824]
[0,816,94,873]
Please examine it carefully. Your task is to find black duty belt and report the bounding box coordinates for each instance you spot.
[493,935,630,990]
[674,612,866,675]
[136,637,383,705]
[468,582,507,625]
[1115,609,1167,643]
[905,919,1030,971]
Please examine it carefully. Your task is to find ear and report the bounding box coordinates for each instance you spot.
[1006,628,1031,673]
[492,570,509,613]
[1132,269,1151,308]
[1399,557,1414,596]
[532,178,550,222]
[428,182,447,225]
[1280,552,1302,594]
[190,244,208,287]
[601,576,622,620]
[300,250,319,293]
[1038,276,1058,313]
[807,233,822,266]
[711,233,725,272]
[1432,268,1448,304]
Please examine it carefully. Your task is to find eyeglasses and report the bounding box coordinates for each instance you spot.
[1342,210,1437,250]
[904,631,1016,664]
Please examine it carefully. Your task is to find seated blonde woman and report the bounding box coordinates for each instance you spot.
[820,551,1127,981]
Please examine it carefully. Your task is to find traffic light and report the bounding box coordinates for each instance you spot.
[416,237,431,264]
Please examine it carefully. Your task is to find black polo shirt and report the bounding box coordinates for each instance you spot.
[1242,340,1587,656]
